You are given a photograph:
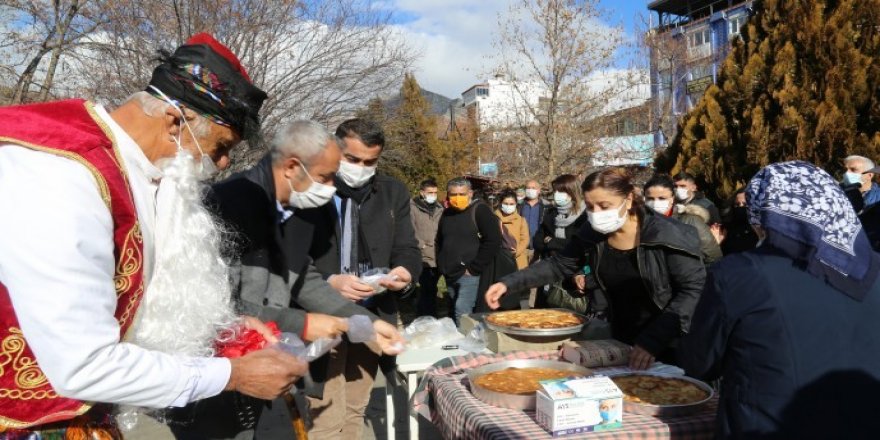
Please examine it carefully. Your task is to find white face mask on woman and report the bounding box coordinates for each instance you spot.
[587,199,628,234]
[645,199,672,215]
[501,203,517,215]
[288,161,337,209]
[553,191,572,208]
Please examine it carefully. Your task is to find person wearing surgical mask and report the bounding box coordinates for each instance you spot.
[516,187,527,205]
[486,168,706,371]
[200,121,406,438]
[293,118,421,439]
[533,174,587,265]
[495,190,530,269]
[644,174,721,265]
[841,155,880,212]
[673,172,722,226]
[410,178,444,317]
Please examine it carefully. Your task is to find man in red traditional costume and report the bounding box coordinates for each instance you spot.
[0,34,307,438]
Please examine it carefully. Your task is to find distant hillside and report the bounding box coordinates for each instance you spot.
[384,87,460,116]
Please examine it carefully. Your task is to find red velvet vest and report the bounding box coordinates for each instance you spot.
[0,100,145,429]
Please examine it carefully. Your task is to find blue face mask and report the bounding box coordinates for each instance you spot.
[844,171,863,186]
[600,410,611,421]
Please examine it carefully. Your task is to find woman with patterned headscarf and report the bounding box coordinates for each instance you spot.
[680,161,880,439]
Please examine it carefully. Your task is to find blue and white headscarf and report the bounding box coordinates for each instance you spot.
[746,161,877,300]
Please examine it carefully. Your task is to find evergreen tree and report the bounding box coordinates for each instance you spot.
[660,0,880,201]
[382,73,446,189]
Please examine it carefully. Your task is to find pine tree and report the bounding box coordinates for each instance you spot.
[382,73,445,189]
[660,0,880,201]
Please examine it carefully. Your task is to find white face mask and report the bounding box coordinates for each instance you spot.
[587,199,628,234]
[424,194,437,204]
[553,191,572,208]
[149,85,218,180]
[525,188,539,200]
[288,161,337,209]
[337,160,376,188]
[646,199,672,215]
[674,187,690,201]
[501,203,517,215]
[516,195,525,203]
[844,171,863,186]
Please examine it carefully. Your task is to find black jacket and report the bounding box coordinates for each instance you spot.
[533,207,587,258]
[680,249,880,439]
[436,201,503,281]
[206,155,375,332]
[295,173,422,324]
[190,155,377,440]
[499,208,706,356]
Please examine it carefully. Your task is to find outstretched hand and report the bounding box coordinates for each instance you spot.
[484,282,509,310]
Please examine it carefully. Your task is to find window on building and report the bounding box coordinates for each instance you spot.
[687,27,711,48]
[476,87,489,97]
[729,14,747,39]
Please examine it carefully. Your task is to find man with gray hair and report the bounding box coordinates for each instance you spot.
[194,120,405,439]
[842,155,880,211]
[436,177,503,324]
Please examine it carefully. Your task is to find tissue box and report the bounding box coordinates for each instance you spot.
[561,340,631,368]
[535,376,623,436]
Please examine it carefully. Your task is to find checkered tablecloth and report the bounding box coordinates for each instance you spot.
[411,350,717,440]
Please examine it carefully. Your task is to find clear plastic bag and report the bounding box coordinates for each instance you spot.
[345,314,375,343]
[458,322,487,353]
[274,332,341,362]
[360,267,398,294]
[402,316,462,349]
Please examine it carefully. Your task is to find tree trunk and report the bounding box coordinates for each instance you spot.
[39,1,82,102]
[38,46,64,102]
[12,49,51,104]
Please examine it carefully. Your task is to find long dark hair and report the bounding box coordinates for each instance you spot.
[581,168,644,217]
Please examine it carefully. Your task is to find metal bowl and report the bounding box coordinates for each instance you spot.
[467,359,593,410]
[606,372,714,417]
[483,309,588,337]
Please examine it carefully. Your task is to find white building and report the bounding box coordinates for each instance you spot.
[460,74,549,130]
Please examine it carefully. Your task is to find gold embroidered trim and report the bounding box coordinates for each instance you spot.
[0,405,91,430]
[0,328,48,390]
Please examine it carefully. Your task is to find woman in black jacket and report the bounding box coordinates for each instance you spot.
[486,168,706,369]
[534,174,587,259]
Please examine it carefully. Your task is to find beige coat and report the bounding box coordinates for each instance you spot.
[496,209,530,269]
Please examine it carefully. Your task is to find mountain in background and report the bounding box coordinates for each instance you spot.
[384,87,461,116]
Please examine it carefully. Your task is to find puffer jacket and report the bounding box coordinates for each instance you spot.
[673,204,722,265]
[499,207,706,355]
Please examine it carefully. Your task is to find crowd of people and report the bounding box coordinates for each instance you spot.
[1,33,879,440]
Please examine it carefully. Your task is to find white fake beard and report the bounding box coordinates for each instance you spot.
[129,149,237,357]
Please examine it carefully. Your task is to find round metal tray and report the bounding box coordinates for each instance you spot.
[466,359,593,410]
[606,372,714,417]
[483,309,587,336]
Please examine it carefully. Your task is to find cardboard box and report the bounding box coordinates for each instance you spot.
[535,376,623,436]
[460,314,573,353]
[561,340,631,368]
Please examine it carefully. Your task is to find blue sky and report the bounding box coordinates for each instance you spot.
[385,0,650,98]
